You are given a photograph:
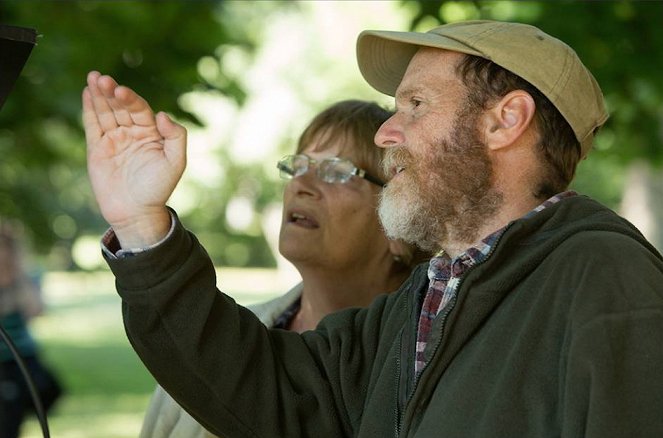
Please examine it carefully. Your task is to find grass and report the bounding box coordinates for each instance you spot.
[18,268,291,438]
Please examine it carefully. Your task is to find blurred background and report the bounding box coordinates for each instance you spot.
[0,1,661,436]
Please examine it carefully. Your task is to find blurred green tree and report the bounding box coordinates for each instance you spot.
[0,1,257,267]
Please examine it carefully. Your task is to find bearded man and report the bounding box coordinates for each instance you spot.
[83,20,663,438]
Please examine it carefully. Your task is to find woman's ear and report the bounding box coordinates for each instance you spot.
[483,90,536,151]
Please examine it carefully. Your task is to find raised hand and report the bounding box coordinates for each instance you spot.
[83,71,186,248]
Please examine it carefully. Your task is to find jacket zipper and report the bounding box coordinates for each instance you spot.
[395,293,458,437]
[395,276,423,438]
[395,224,512,437]
[394,331,403,437]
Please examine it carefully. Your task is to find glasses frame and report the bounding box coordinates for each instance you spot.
[277,154,385,187]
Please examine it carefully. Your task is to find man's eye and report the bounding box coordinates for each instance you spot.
[411,98,422,108]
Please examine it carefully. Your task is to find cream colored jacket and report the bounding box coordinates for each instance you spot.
[139,283,303,438]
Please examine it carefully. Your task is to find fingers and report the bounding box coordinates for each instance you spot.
[156,112,187,168]
[85,71,156,132]
[82,86,102,145]
[114,85,157,128]
[86,71,118,131]
[156,112,185,140]
[103,83,134,127]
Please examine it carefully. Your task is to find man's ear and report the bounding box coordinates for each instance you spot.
[482,90,536,151]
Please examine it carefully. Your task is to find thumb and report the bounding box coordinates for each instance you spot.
[156,112,187,167]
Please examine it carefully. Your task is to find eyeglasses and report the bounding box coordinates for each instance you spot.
[277,154,385,187]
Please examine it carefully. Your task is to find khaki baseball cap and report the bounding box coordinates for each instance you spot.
[357,20,608,157]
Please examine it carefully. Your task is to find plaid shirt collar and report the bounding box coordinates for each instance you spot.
[415,191,576,374]
[427,190,577,279]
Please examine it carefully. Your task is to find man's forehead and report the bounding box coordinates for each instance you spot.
[394,73,462,102]
[395,49,464,95]
[411,47,465,74]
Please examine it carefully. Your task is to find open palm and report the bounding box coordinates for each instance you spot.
[83,71,186,243]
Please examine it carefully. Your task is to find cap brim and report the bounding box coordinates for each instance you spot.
[0,24,38,110]
[357,29,484,96]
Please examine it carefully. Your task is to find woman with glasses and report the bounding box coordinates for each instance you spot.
[140,100,426,438]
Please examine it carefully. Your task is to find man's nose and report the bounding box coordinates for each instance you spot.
[374,114,404,149]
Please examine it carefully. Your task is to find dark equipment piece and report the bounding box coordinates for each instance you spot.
[0,23,37,110]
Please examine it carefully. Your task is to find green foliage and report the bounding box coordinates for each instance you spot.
[0,1,254,264]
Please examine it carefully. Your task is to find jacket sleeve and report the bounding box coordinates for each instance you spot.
[560,231,663,438]
[138,286,305,438]
[105,214,396,438]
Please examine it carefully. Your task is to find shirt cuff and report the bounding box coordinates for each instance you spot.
[100,210,176,259]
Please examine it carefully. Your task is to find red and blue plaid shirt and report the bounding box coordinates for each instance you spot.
[414,191,576,375]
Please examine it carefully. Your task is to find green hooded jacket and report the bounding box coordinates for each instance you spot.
[108,195,663,438]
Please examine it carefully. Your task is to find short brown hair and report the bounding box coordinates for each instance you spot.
[456,55,580,199]
[296,100,392,183]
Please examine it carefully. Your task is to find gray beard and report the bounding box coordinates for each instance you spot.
[378,164,502,254]
[377,103,503,254]
[378,180,443,253]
